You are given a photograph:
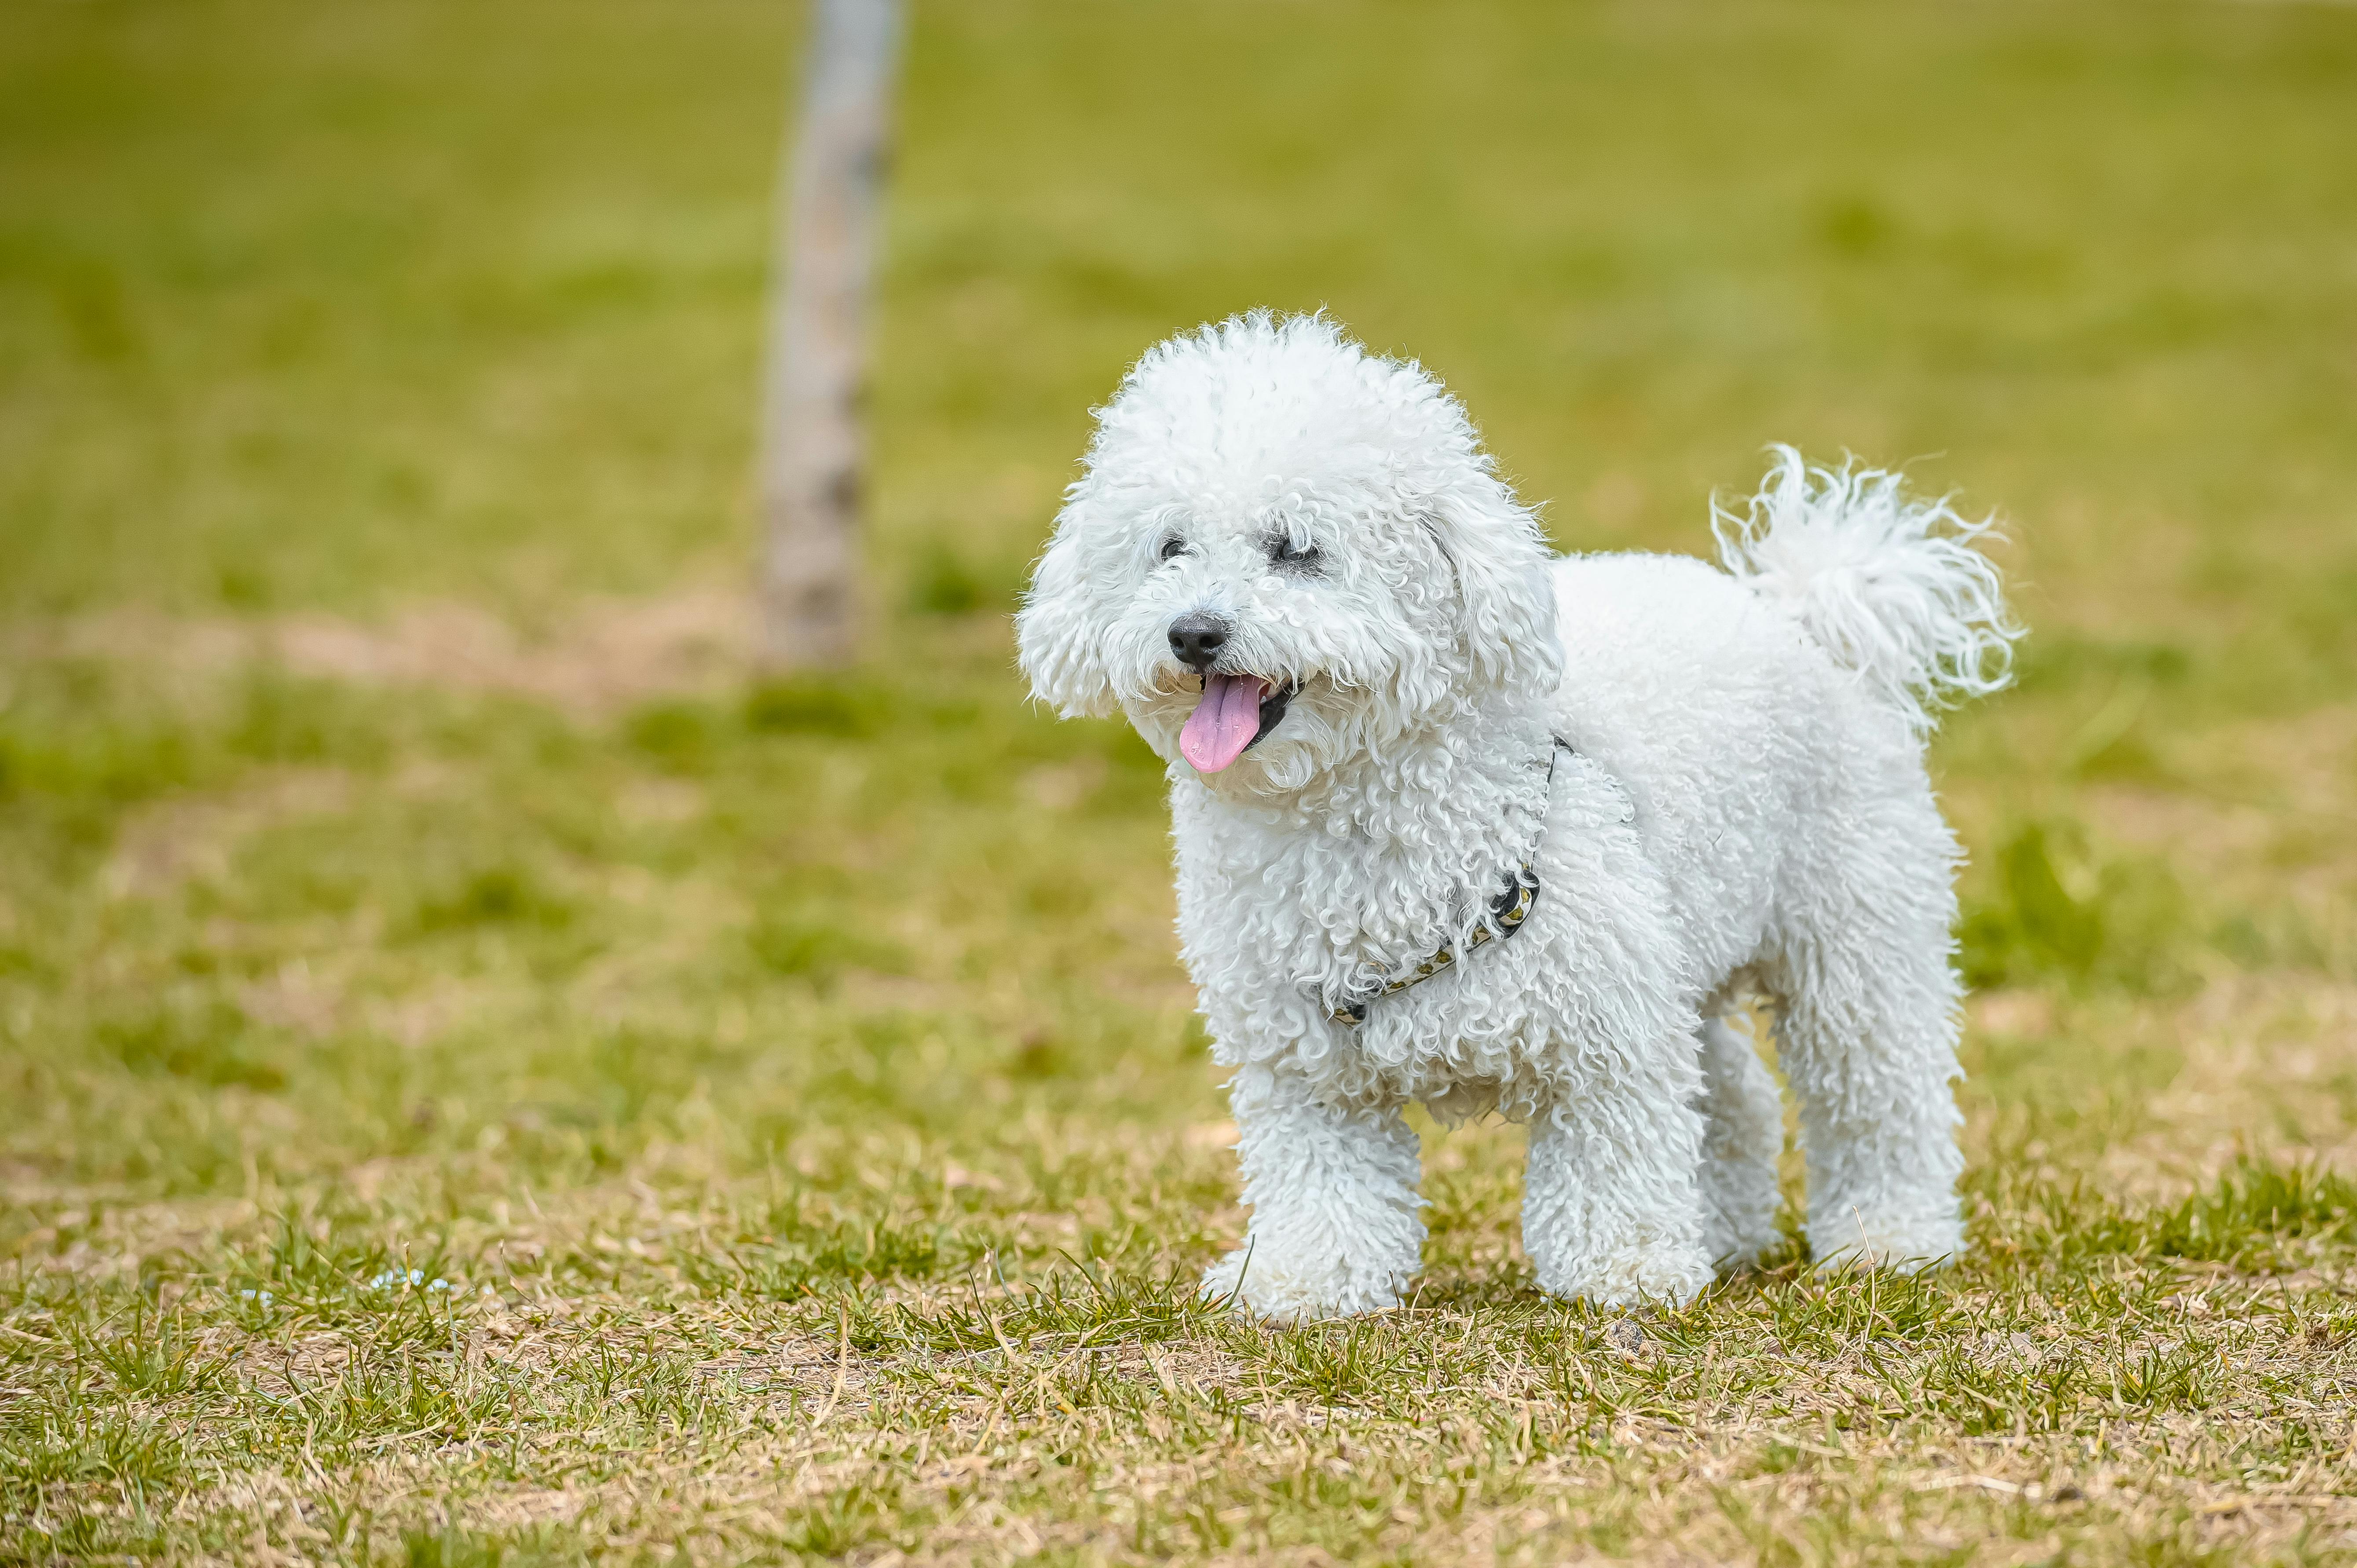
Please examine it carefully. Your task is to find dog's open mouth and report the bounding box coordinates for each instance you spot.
[1179,673,1294,773]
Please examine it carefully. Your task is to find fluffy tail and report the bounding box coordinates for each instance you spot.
[1714,446,2024,735]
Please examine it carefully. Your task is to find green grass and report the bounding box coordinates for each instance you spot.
[5,0,2357,1560]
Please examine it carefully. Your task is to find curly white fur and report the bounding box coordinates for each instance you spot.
[1017,312,2021,1321]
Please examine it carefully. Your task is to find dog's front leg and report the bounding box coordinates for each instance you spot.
[1523,1074,1714,1309]
[1200,1064,1423,1323]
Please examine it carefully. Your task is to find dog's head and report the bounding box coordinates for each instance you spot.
[1016,313,1562,793]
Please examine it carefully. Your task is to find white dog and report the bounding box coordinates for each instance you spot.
[1016,312,2019,1321]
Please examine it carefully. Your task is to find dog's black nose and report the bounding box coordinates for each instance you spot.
[1168,613,1230,673]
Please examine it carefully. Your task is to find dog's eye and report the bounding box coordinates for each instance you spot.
[1158,535,1189,562]
[1270,536,1321,570]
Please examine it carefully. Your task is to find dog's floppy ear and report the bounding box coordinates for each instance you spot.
[1428,479,1563,695]
[1015,518,1121,718]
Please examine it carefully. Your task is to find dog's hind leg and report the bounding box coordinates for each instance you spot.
[1200,1065,1424,1323]
[1767,787,1968,1272]
[1694,1011,1786,1271]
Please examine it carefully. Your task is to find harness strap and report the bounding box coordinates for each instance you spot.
[1327,737,1575,1028]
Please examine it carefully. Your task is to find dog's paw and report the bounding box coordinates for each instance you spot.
[1534,1241,1713,1310]
[1199,1246,1407,1323]
[1808,1211,1964,1275]
[1702,1210,1784,1276]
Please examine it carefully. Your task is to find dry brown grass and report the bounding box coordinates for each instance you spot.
[10,0,2357,1557]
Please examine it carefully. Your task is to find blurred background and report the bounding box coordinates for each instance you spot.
[4,0,2355,1239]
[7,3,2357,1557]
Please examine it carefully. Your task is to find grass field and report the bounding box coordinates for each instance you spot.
[6,0,2357,1561]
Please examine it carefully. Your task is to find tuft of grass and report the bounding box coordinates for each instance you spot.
[741,677,884,738]
[906,542,1024,618]
[747,900,908,986]
[2141,1159,2357,1268]
[409,864,575,936]
[1959,819,2192,994]
[91,996,286,1091]
[1246,1314,1419,1408]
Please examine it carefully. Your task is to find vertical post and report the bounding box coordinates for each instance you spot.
[758,0,903,671]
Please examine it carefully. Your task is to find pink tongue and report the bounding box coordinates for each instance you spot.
[1179,673,1266,773]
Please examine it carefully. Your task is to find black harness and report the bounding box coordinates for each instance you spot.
[1325,738,1574,1027]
